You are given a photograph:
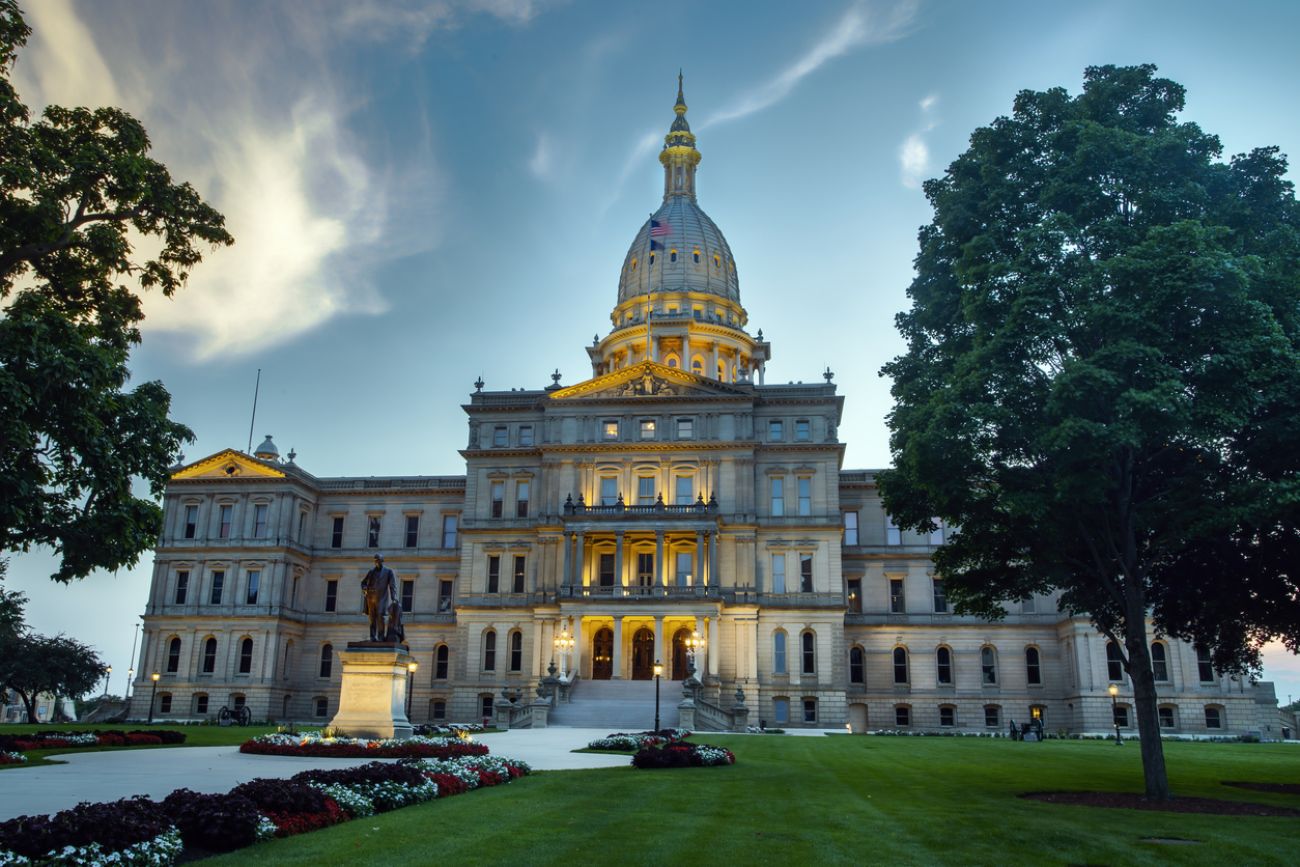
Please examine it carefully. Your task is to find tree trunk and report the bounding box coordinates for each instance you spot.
[1123,610,1170,800]
[17,690,37,725]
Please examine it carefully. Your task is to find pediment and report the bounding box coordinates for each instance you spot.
[549,361,750,401]
[171,449,286,480]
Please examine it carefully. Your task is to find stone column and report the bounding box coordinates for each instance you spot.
[655,530,665,590]
[573,617,584,679]
[695,530,705,587]
[612,616,624,679]
[562,532,572,587]
[575,532,586,589]
[708,531,718,587]
[614,530,625,595]
[708,617,720,678]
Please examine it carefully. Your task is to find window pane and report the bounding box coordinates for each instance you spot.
[889,579,905,613]
[771,554,785,593]
[770,478,784,516]
[773,632,787,674]
[638,477,656,505]
[798,478,811,516]
[441,515,458,548]
[676,418,693,439]
[246,571,260,605]
[799,554,813,592]
[675,476,693,505]
[368,516,381,547]
[932,579,947,613]
[601,477,619,506]
[795,419,810,441]
[885,516,901,546]
[843,511,858,546]
[405,515,419,547]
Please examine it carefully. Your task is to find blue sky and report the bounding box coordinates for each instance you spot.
[6,0,1300,705]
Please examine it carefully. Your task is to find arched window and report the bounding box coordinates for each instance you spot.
[670,249,678,263]
[893,647,909,684]
[1150,641,1169,681]
[1204,704,1224,729]
[238,637,254,674]
[509,630,523,672]
[980,646,997,685]
[665,354,679,369]
[319,643,333,679]
[1025,646,1042,685]
[849,646,865,684]
[483,629,497,672]
[936,646,953,685]
[166,637,182,673]
[630,257,638,271]
[202,637,217,674]
[434,645,449,681]
[691,357,703,376]
[648,252,655,265]
[773,630,787,674]
[1106,640,1124,681]
[713,253,721,268]
[692,248,700,263]
[801,631,816,675]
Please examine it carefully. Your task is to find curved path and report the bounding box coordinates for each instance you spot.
[0,727,629,821]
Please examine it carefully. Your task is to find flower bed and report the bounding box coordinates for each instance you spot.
[239,731,489,759]
[632,741,735,769]
[0,730,187,755]
[0,750,532,864]
[0,752,25,765]
[413,722,485,736]
[586,729,691,752]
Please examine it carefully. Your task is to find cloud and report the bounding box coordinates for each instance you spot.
[899,92,939,189]
[11,0,441,360]
[528,132,554,179]
[337,0,557,49]
[701,0,919,130]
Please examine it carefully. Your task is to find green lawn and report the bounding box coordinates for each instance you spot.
[0,722,277,768]
[200,736,1299,866]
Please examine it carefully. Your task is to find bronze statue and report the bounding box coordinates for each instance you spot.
[361,554,403,642]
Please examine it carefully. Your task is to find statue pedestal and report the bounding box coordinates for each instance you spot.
[328,643,414,740]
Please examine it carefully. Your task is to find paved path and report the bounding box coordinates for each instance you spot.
[0,728,630,821]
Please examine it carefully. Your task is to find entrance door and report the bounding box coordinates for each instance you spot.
[592,628,613,679]
[849,703,868,733]
[671,628,690,680]
[631,628,655,680]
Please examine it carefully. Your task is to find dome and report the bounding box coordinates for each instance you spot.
[253,434,279,462]
[617,194,740,304]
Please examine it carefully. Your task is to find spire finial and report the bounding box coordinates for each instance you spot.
[676,69,685,109]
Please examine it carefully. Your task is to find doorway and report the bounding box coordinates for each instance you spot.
[631,628,655,679]
[671,627,690,680]
[592,627,613,679]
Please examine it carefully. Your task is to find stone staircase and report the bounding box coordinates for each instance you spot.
[548,678,680,730]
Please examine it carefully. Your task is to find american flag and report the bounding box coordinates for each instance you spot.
[649,219,671,237]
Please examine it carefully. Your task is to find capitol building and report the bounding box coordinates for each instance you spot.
[129,80,1284,737]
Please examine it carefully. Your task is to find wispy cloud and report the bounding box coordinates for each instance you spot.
[899,92,938,189]
[528,132,554,179]
[701,0,919,130]
[338,0,558,50]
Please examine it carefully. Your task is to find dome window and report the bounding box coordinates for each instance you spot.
[691,357,704,375]
[670,249,678,263]
[630,257,638,271]
[713,253,721,268]
[693,249,701,263]
[649,252,655,265]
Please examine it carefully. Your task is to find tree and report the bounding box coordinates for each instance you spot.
[0,2,232,582]
[878,65,1300,800]
[0,632,105,723]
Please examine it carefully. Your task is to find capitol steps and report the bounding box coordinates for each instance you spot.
[547,678,680,731]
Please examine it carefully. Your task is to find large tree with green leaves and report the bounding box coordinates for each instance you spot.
[879,65,1300,800]
[0,2,232,582]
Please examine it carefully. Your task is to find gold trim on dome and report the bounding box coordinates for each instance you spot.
[548,360,747,400]
[171,449,286,480]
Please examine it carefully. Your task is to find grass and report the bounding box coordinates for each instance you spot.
[199,736,1299,866]
[0,722,277,768]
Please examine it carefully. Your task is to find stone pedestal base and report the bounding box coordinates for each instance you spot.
[328,644,414,740]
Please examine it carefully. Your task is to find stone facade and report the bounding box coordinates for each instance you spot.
[127,82,1286,739]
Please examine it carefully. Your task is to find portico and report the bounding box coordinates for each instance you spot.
[549,610,717,682]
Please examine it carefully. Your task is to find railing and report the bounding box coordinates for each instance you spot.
[556,585,727,601]
[692,696,734,731]
[563,494,719,519]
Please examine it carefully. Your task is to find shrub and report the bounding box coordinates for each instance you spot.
[0,796,173,860]
[0,751,25,765]
[229,778,332,815]
[160,788,265,853]
[632,742,735,769]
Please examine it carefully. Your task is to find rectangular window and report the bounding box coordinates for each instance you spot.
[798,477,812,516]
[1114,704,1130,728]
[939,706,955,727]
[598,553,616,588]
[640,419,656,439]
[799,553,813,593]
[846,578,862,613]
[253,504,268,538]
[438,579,453,612]
[676,417,694,439]
[768,420,783,441]
[160,694,172,714]
[603,419,619,440]
[795,419,810,441]
[843,511,859,546]
[600,476,619,506]
[1021,596,1037,614]
[174,571,189,605]
[401,579,414,613]
[1158,706,1175,728]
[516,481,530,518]
[889,578,905,613]
[405,515,419,548]
[297,511,306,541]
[209,570,225,605]
[770,477,785,516]
[512,556,526,593]
[196,694,209,715]
[1204,706,1222,729]
[491,482,505,517]
[183,505,198,539]
[773,698,789,724]
[315,697,328,718]
[984,705,1000,727]
[675,551,692,587]
[773,633,787,674]
[771,554,786,593]
[441,515,458,548]
[331,516,344,548]
[367,516,381,548]
[432,700,447,721]
[637,476,656,506]
[519,425,534,446]
[895,706,911,727]
[492,425,507,447]
[219,505,233,539]
[1196,646,1215,683]
[245,570,260,605]
[802,699,817,723]
[675,475,694,506]
[932,579,948,613]
[886,515,901,546]
[487,556,501,593]
[636,553,654,590]
[325,579,338,612]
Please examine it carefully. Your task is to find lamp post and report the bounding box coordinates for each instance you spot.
[553,628,575,678]
[406,661,419,718]
[102,666,112,699]
[1108,683,1122,746]
[126,668,135,701]
[684,630,705,677]
[147,673,160,724]
[653,660,663,731]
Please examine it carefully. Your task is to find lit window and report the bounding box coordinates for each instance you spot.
[889,578,905,613]
[981,646,998,685]
[795,419,810,441]
[936,647,953,684]
[846,578,862,613]
[603,419,619,440]
[770,477,785,516]
[770,553,786,593]
[843,511,859,546]
[1026,646,1042,685]
[932,579,948,613]
[893,647,909,684]
[676,417,694,439]
[886,515,901,546]
[640,419,656,439]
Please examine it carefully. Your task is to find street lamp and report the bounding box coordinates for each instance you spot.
[126,667,135,700]
[1108,683,1123,746]
[553,628,575,677]
[684,630,705,676]
[102,665,113,699]
[406,661,419,717]
[147,672,160,724]
[653,660,664,731]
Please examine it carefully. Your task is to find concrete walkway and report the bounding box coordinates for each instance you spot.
[0,727,630,821]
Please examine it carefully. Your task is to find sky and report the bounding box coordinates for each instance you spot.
[5,0,1299,707]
